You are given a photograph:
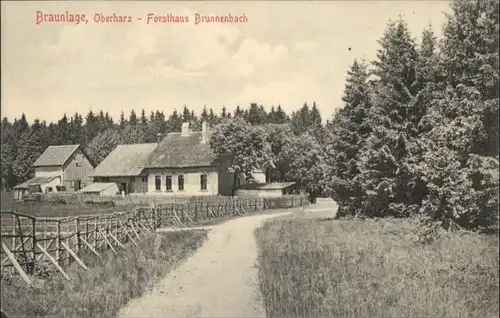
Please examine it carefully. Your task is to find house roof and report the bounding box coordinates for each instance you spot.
[237,182,296,190]
[33,145,80,167]
[80,182,118,193]
[91,143,158,177]
[145,132,216,168]
[14,176,59,189]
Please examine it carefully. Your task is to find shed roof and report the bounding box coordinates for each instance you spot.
[80,182,118,193]
[145,132,216,168]
[14,176,59,189]
[91,143,158,177]
[237,182,296,190]
[33,145,80,167]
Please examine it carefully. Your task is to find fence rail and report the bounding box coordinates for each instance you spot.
[1,194,308,285]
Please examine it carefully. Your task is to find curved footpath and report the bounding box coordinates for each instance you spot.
[118,211,292,318]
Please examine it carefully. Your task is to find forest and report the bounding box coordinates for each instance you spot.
[1,0,498,231]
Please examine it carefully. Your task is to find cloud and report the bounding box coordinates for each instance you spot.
[293,41,318,52]
[228,38,288,76]
[2,0,452,123]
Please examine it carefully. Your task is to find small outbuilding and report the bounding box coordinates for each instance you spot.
[13,176,61,200]
[234,182,297,197]
[79,182,120,197]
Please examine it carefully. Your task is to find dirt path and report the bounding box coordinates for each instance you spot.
[118,211,291,318]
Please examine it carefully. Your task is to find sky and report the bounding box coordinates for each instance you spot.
[1,0,452,124]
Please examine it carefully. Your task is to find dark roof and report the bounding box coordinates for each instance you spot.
[237,182,296,190]
[33,145,80,167]
[14,176,59,189]
[145,132,216,168]
[91,143,158,177]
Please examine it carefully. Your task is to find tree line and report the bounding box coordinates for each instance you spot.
[210,0,499,231]
[1,101,322,190]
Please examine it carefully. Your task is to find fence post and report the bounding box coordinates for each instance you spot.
[75,217,80,254]
[151,208,156,230]
[31,217,36,275]
[56,221,61,265]
[85,219,89,246]
[94,217,98,250]
[11,214,16,252]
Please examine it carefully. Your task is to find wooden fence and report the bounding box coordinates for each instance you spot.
[1,194,308,285]
[155,195,309,227]
[44,192,197,206]
[0,208,155,286]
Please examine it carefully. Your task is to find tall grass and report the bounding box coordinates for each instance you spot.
[1,230,208,317]
[255,217,499,317]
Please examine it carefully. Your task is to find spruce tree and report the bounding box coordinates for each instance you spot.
[129,109,138,126]
[323,59,373,216]
[221,106,228,119]
[275,105,288,124]
[140,109,148,126]
[356,19,427,217]
[234,105,244,118]
[419,0,499,229]
[290,103,312,135]
[119,111,127,129]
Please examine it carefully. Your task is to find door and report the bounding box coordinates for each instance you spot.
[121,183,128,195]
[74,180,82,191]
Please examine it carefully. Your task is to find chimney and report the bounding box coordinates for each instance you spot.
[156,133,163,143]
[201,121,208,143]
[181,122,190,136]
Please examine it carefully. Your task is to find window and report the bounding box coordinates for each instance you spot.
[155,175,161,191]
[130,177,135,183]
[166,175,172,191]
[200,174,208,191]
[47,187,53,192]
[75,160,81,167]
[178,175,184,191]
[56,185,66,192]
[141,176,148,183]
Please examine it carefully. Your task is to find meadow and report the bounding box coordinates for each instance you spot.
[0,192,146,218]
[255,212,500,317]
[1,230,208,317]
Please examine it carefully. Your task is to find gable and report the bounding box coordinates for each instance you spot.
[33,145,80,167]
[64,148,96,169]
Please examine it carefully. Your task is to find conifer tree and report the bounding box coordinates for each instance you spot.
[290,103,312,135]
[322,59,373,216]
[234,105,244,118]
[200,105,209,122]
[119,111,127,129]
[275,105,288,124]
[419,0,499,229]
[129,109,138,126]
[140,109,148,126]
[356,19,427,217]
[221,106,228,119]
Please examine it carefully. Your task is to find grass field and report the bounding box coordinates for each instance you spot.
[255,215,499,317]
[1,192,144,218]
[1,230,208,317]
